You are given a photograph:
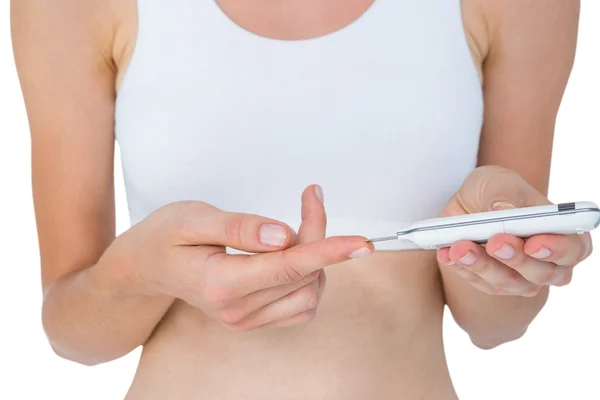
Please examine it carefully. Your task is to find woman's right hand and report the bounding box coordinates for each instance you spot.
[107,185,373,331]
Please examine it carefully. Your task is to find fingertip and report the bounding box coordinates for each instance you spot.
[350,237,376,259]
[298,185,327,243]
[322,235,375,259]
[486,233,507,245]
[367,241,376,252]
[448,240,475,259]
[523,236,566,262]
[437,247,451,264]
[485,234,517,254]
[349,247,373,259]
[301,184,323,204]
[358,235,376,249]
[523,235,552,254]
[314,185,324,205]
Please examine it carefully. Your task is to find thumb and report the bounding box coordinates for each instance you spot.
[297,184,327,244]
[174,202,296,252]
[453,166,551,215]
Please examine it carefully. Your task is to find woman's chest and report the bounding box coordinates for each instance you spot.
[111,0,485,229]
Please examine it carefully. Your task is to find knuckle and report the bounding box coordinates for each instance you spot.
[277,252,305,283]
[273,242,329,286]
[504,267,523,284]
[224,214,245,247]
[301,271,321,286]
[173,201,213,234]
[173,217,193,242]
[279,263,304,284]
[198,264,236,308]
[217,308,246,325]
[202,286,234,309]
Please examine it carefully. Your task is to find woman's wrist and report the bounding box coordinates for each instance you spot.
[93,233,172,301]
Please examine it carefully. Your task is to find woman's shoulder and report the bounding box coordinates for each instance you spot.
[461,0,579,84]
[11,0,124,67]
[463,0,580,58]
[12,0,118,37]
[11,0,139,92]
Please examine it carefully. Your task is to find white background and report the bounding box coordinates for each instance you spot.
[1,2,598,399]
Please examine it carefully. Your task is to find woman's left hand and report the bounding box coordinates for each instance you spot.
[437,166,594,297]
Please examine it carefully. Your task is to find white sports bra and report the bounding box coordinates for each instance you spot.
[114,0,484,250]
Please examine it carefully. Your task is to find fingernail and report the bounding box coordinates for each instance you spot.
[492,201,515,210]
[315,185,324,205]
[530,247,552,259]
[494,244,515,260]
[446,260,457,266]
[459,252,476,266]
[349,247,372,259]
[259,224,287,247]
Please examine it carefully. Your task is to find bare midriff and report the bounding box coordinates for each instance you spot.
[125,251,459,400]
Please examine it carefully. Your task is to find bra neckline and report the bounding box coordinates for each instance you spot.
[210,0,382,44]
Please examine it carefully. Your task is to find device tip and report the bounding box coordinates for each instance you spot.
[365,235,398,243]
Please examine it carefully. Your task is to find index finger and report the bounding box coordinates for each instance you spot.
[223,236,373,294]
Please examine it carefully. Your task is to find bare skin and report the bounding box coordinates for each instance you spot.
[11,0,587,399]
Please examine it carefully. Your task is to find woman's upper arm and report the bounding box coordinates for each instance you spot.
[12,0,118,289]
[476,0,580,194]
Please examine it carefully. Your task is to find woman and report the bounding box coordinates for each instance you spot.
[11,0,591,398]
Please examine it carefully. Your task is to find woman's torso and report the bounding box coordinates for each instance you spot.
[127,252,453,399]
[112,0,486,398]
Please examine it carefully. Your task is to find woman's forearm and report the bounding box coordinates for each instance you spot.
[41,247,174,366]
[441,268,549,349]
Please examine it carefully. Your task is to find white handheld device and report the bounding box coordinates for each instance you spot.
[366,201,600,250]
